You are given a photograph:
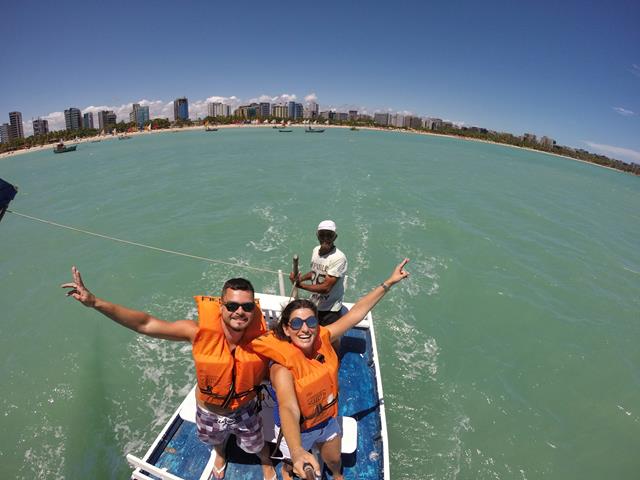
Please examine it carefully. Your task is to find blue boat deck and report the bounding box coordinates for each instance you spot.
[138,326,384,480]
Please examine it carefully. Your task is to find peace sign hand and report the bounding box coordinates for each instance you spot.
[61,266,96,307]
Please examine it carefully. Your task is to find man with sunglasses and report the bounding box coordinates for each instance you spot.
[61,267,276,480]
[290,220,348,328]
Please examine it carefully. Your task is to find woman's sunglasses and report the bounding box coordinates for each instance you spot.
[223,301,256,312]
[288,316,319,330]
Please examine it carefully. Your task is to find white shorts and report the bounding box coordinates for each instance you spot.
[275,416,342,458]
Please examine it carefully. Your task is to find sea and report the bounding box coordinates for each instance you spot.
[1,127,638,479]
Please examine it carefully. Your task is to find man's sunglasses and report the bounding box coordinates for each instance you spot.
[223,302,256,312]
[288,316,319,330]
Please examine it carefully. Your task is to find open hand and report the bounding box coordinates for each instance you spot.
[61,266,96,307]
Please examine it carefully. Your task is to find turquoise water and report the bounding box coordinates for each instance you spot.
[1,128,638,479]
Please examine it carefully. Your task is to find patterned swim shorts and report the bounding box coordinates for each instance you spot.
[196,400,265,454]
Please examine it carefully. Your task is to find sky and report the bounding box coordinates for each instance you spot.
[1,0,639,163]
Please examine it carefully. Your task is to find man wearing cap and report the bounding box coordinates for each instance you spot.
[291,220,348,327]
[61,267,276,480]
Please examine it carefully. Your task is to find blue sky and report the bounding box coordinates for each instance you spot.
[2,0,639,163]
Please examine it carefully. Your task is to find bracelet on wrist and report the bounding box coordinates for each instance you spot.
[380,282,390,292]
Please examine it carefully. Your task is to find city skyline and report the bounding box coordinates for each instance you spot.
[2,1,639,163]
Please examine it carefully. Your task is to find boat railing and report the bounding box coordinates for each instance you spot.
[127,454,186,480]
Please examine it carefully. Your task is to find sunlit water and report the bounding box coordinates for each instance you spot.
[1,127,638,479]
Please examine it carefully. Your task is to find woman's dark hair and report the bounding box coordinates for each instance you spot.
[274,299,318,341]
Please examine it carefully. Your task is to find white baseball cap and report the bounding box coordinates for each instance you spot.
[317,220,336,232]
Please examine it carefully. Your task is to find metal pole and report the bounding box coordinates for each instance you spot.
[292,254,299,299]
[278,269,285,296]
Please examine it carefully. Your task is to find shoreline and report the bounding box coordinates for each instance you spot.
[0,123,630,175]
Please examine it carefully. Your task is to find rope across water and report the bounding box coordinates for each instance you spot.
[7,209,282,275]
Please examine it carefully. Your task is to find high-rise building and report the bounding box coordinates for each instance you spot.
[173,97,189,121]
[424,118,442,130]
[83,112,94,129]
[287,101,296,119]
[389,114,404,128]
[304,101,319,119]
[235,104,259,119]
[539,136,555,148]
[272,104,288,118]
[409,116,423,129]
[32,118,49,136]
[348,110,358,121]
[0,123,10,144]
[259,102,271,118]
[65,108,82,131]
[207,102,230,117]
[294,103,303,120]
[374,112,390,126]
[98,110,117,131]
[129,104,149,127]
[9,111,24,140]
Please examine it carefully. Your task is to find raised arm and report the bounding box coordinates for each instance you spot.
[326,259,410,340]
[270,364,321,478]
[61,266,198,342]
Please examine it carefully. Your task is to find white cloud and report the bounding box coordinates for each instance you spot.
[42,111,66,131]
[631,64,640,78]
[585,141,640,164]
[613,106,635,116]
[304,92,318,103]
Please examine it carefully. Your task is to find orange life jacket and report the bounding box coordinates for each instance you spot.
[192,296,267,409]
[250,327,339,430]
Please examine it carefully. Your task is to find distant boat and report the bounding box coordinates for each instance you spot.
[53,142,77,154]
[350,126,359,131]
[205,126,218,132]
[91,139,102,143]
[305,126,325,133]
[118,135,131,140]
[278,129,293,133]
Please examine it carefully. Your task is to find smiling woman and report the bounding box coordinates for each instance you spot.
[250,260,409,480]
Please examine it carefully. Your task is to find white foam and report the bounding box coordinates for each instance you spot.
[247,206,289,253]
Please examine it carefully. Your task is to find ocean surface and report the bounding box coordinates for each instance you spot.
[1,127,638,479]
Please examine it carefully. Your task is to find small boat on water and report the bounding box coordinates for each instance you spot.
[118,135,132,140]
[205,126,218,132]
[53,142,77,154]
[278,129,293,133]
[90,139,102,143]
[305,126,325,133]
[350,127,359,131]
[126,291,390,480]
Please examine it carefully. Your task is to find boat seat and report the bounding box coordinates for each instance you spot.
[179,388,357,454]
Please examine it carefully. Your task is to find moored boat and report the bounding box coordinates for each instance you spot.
[126,291,389,480]
[205,126,218,132]
[305,127,325,133]
[278,129,293,133]
[53,142,77,154]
